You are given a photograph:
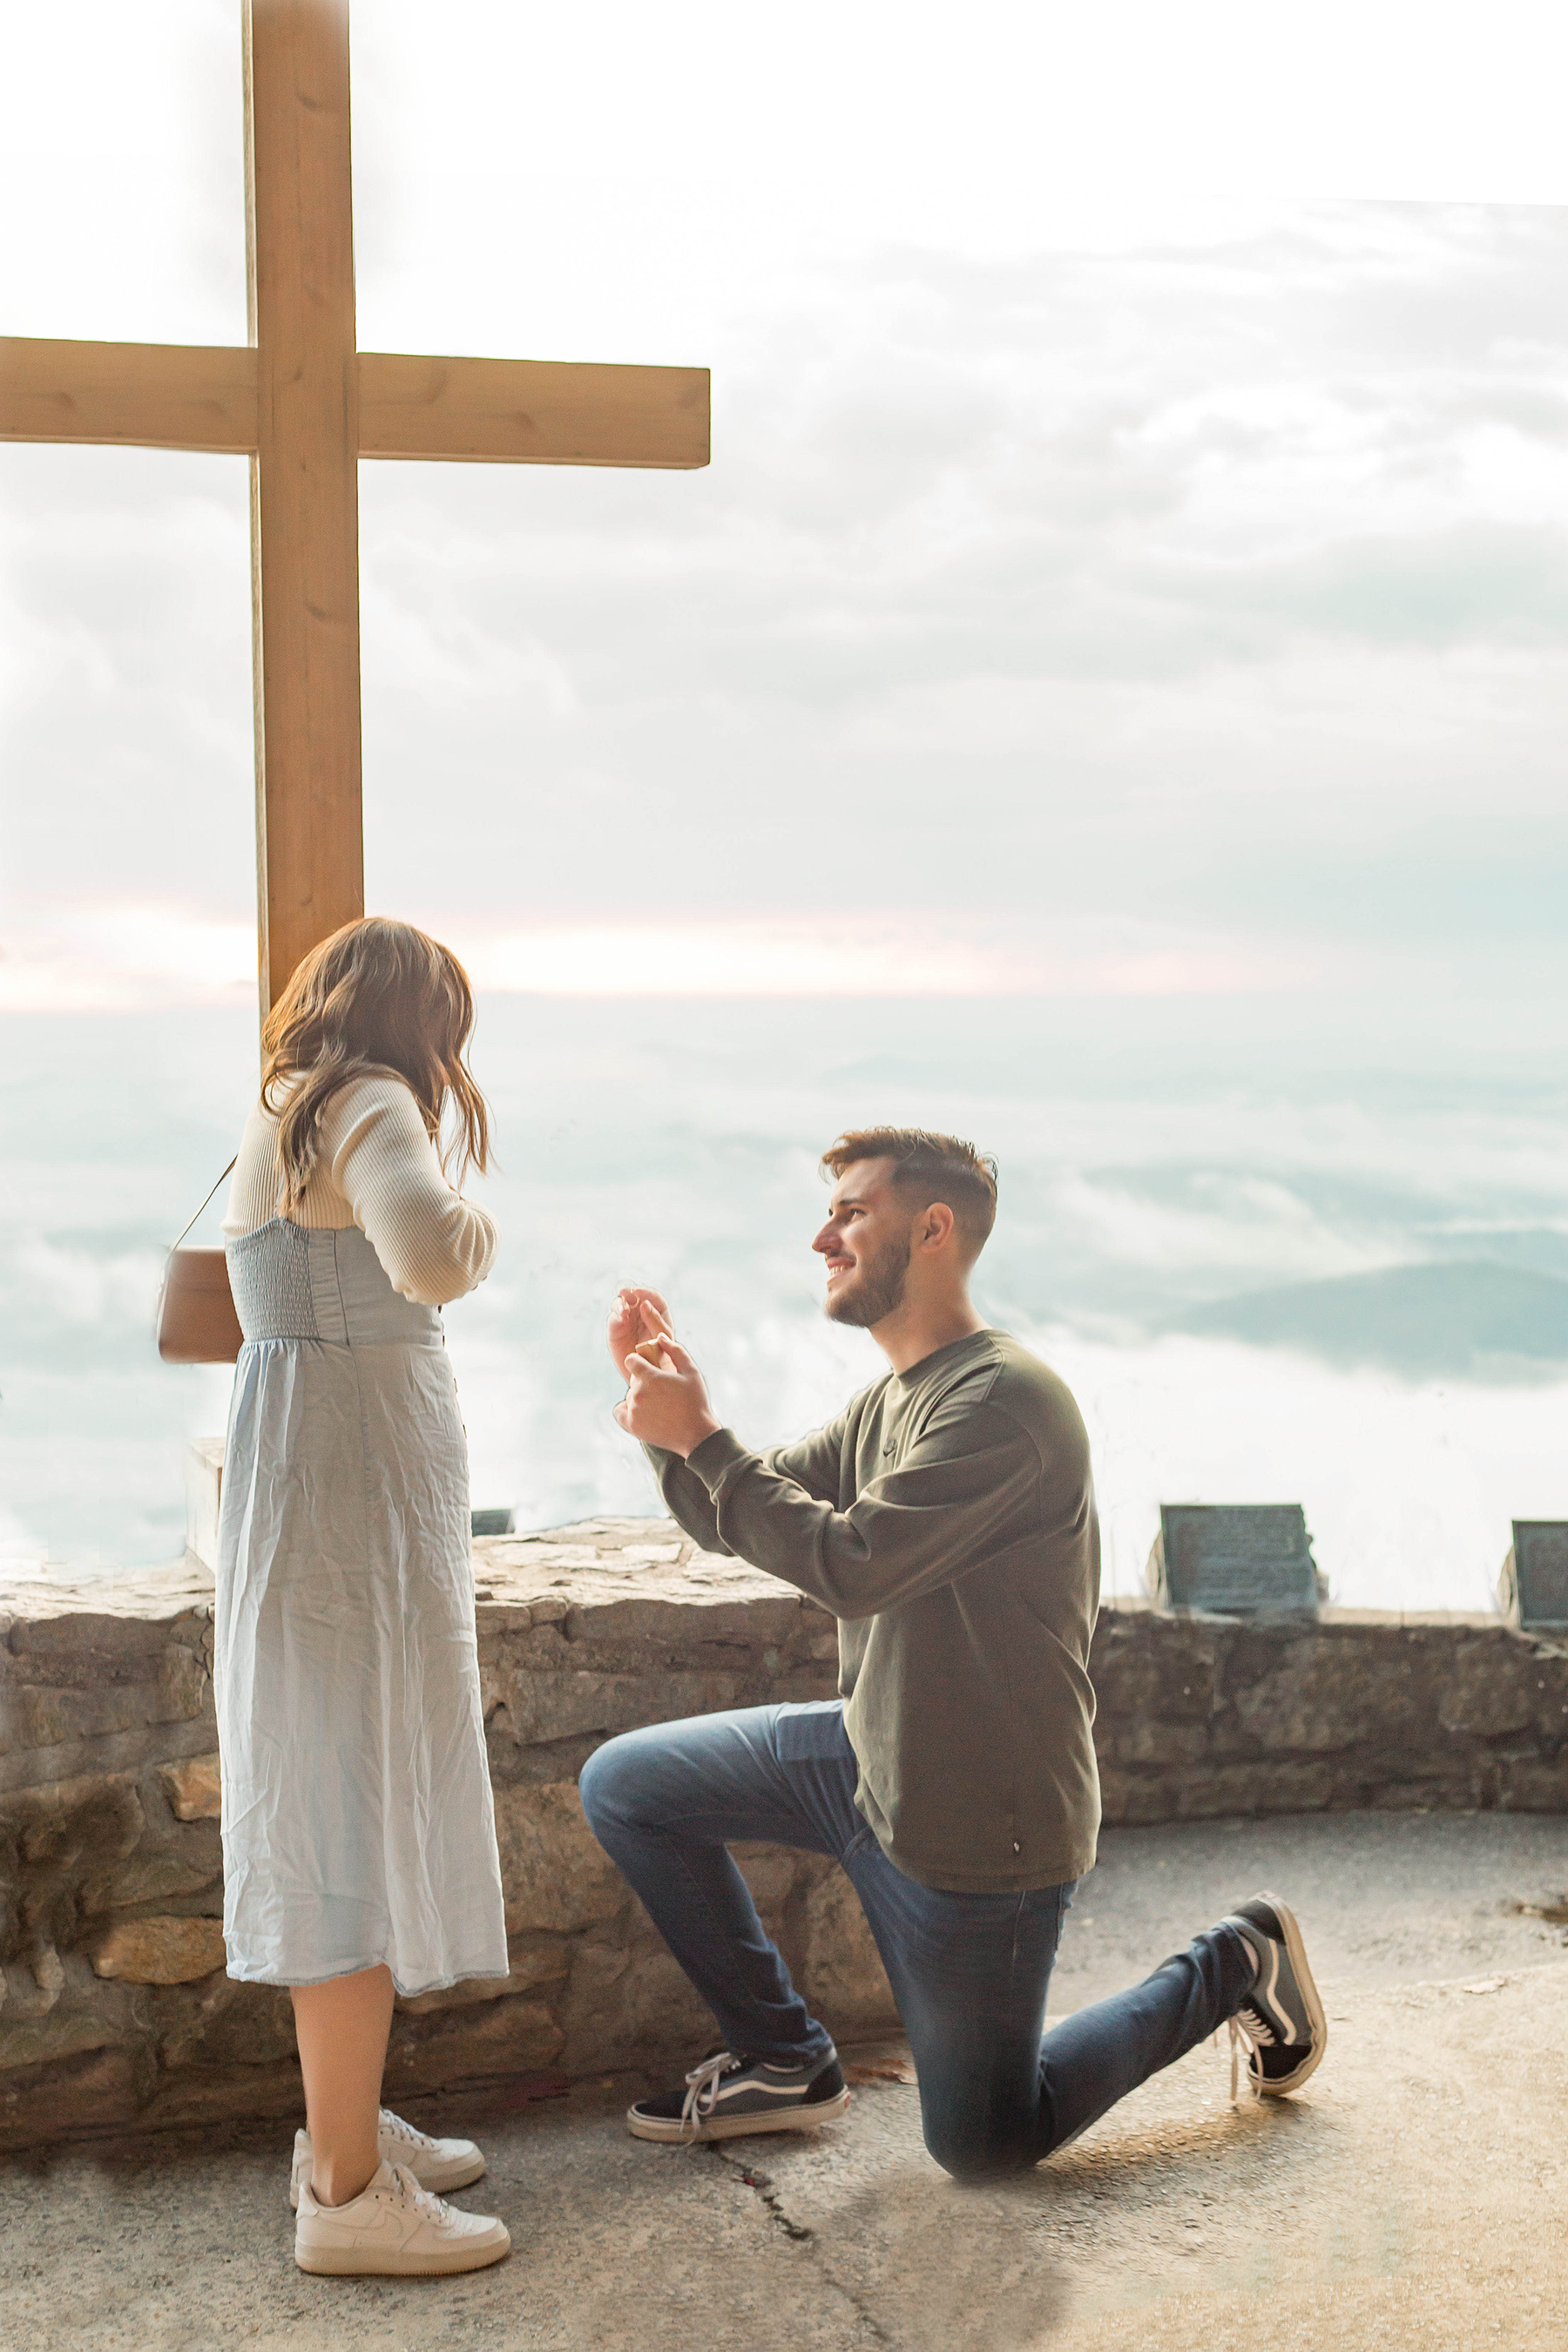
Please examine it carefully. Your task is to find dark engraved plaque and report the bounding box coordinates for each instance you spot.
[1498,1522,1568,1630]
[470,1507,515,1537]
[1147,1503,1321,1618]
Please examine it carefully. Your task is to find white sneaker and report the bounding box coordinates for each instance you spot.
[294,2159,510,2277]
[289,2107,486,2209]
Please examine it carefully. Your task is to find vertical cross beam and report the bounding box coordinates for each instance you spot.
[244,0,364,1017]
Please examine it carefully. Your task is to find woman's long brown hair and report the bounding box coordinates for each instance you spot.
[260,917,490,1214]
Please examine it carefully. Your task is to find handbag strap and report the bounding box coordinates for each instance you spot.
[169,1159,238,1255]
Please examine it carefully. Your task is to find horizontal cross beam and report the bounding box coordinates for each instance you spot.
[0,337,711,469]
[359,351,710,469]
[0,338,259,452]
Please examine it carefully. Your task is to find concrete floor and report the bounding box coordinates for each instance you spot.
[3,1812,1566,2352]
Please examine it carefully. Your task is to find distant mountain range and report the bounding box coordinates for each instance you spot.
[1166,1260,1568,1379]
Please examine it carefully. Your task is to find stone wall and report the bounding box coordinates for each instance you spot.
[3,1520,1566,2153]
[1092,1602,1568,1820]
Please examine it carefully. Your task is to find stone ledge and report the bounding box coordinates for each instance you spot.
[3,1517,1566,2153]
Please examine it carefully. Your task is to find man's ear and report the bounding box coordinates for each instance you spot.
[920,1202,956,1253]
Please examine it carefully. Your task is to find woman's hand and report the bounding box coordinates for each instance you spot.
[613,1336,720,1459]
[608,1287,672,1380]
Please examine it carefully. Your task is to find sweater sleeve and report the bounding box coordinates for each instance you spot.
[680,1400,1039,1619]
[323,1078,497,1306]
[644,1408,850,1555]
[220,1103,281,1239]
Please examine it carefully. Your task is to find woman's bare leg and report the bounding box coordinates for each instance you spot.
[290,1964,395,2206]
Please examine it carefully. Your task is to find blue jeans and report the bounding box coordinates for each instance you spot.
[578,1700,1254,2180]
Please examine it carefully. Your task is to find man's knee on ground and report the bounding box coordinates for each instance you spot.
[920,2112,1036,2186]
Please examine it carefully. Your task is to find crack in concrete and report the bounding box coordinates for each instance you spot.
[706,2143,814,2241]
[807,2258,900,2349]
[706,2146,900,2346]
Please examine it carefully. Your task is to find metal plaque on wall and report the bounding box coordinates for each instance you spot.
[1147,1503,1321,1619]
[1498,1522,1568,1630]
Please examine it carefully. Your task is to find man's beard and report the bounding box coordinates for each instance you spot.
[824,1235,910,1328]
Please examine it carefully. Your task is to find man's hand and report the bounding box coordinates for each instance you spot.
[613,1336,720,1459]
[608,1286,673,1381]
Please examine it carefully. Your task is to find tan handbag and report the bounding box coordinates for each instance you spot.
[156,1159,244,1364]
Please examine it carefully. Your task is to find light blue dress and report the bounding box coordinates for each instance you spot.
[215,1217,507,1995]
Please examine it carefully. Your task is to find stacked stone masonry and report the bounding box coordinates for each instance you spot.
[3,1520,1565,2153]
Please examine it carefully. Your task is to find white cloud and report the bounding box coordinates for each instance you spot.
[1038,1326,1568,1612]
[1049,1172,1402,1286]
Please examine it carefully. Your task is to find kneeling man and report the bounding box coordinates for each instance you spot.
[581,1127,1325,2178]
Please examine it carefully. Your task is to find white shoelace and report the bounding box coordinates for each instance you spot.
[387,2161,452,2224]
[680,2051,741,2134]
[1227,2006,1274,2103]
[380,2108,441,2154]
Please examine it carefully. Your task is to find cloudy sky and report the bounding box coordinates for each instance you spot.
[3,2,1568,1592]
[3,0,1566,1013]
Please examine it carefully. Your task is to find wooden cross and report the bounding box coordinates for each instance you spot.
[0,0,708,1017]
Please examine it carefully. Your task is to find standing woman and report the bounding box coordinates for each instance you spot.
[218,917,510,2277]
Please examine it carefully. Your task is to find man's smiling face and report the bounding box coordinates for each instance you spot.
[813,1158,916,1329]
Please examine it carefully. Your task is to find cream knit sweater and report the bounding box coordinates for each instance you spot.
[223,1072,497,1308]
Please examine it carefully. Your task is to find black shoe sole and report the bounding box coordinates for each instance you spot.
[627,2085,852,2143]
[1250,1889,1328,2096]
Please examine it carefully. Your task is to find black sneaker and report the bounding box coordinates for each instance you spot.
[1220,1890,1328,2098]
[626,2048,850,2143]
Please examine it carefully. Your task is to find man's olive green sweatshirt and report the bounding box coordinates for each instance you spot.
[647,1328,1101,1894]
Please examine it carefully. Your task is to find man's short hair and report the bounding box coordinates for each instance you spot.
[821,1127,999,1260]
